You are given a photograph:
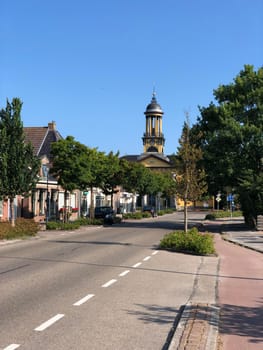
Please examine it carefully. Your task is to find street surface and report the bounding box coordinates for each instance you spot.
[0,211,216,350]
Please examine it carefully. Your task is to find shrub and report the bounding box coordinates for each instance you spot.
[205,214,216,220]
[46,221,61,230]
[46,221,80,230]
[158,209,175,215]
[46,218,104,230]
[205,210,243,220]
[159,227,216,255]
[0,218,38,240]
[123,212,143,219]
[75,217,104,226]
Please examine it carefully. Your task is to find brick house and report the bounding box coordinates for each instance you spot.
[0,121,81,222]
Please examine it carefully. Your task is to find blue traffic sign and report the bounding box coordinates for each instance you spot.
[227,194,234,202]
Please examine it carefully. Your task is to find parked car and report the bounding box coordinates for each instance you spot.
[94,206,114,219]
[143,205,155,217]
[143,205,152,212]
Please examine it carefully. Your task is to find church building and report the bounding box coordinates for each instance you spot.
[122,92,174,171]
[120,92,176,211]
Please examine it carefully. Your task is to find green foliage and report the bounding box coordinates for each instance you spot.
[0,218,38,239]
[51,136,95,192]
[204,214,216,220]
[0,98,40,226]
[46,217,104,230]
[122,162,153,197]
[123,209,174,219]
[205,210,243,220]
[123,211,152,219]
[175,117,207,232]
[100,151,124,206]
[176,120,207,202]
[193,65,263,227]
[159,227,216,255]
[123,212,144,219]
[47,221,81,230]
[76,217,104,225]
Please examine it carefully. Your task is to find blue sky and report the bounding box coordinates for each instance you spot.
[1,0,262,156]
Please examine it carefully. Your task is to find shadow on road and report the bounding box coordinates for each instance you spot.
[124,303,185,350]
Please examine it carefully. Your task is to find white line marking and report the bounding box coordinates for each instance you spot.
[102,279,117,288]
[119,270,130,277]
[34,314,65,331]
[73,294,95,306]
[132,262,142,268]
[152,251,159,255]
[3,345,20,350]
[143,256,151,261]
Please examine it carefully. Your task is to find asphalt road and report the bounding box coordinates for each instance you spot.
[0,211,216,350]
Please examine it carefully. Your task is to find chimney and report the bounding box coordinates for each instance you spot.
[48,121,56,130]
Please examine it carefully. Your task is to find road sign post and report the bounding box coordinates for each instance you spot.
[216,192,221,211]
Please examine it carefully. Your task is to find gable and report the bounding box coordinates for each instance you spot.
[24,122,63,158]
[138,155,171,168]
[24,127,48,156]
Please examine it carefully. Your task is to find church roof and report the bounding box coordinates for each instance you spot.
[121,153,175,166]
[138,152,170,164]
[120,155,139,163]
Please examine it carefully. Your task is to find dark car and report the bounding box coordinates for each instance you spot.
[94,206,114,219]
[143,205,152,212]
[143,205,155,217]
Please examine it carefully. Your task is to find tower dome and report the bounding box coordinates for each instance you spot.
[145,92,163,115]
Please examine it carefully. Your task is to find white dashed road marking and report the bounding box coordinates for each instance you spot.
[34,314,65,331]
[119,270,130,277]
[3,345,20,350]
[102,279,117,288]
[132,262,142,268]
[4,250,160,348]
[73,294,95,306]
[143,256,151,261]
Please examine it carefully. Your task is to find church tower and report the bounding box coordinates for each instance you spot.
[142,92,165,154]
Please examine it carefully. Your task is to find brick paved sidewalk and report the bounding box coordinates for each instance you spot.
[168,303,219,350]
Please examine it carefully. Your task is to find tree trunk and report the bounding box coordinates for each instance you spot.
[89,186,95,219]
[63,190,67,223]
[110,192,113,208]
[184,198,188,233]
[10,197,15,227]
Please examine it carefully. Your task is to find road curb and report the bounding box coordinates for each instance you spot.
[221,234,263,254]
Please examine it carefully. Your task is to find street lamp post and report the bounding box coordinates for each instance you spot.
[42,164,50,222]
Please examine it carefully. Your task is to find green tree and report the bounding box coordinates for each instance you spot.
[50,136,95,221]
[84,148,107,219]
[193,65,263,227]
[0,98,40,226]
[176,118,207,232]
[156,171,177,206]
[51,137,106,220]
[122,162,158,210]
[100,151,124,207]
